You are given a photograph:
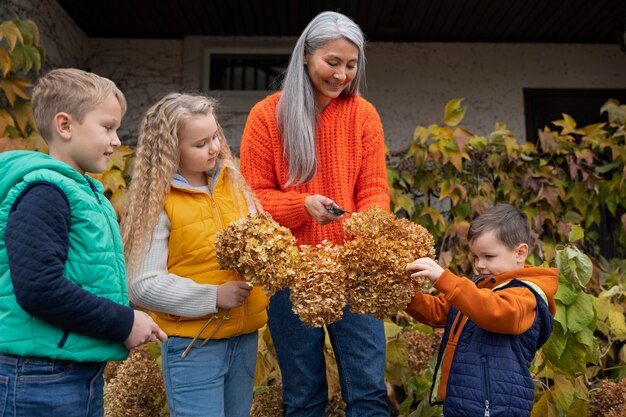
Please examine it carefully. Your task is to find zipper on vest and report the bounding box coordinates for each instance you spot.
[85,176,101,203]
[58,330,70,348]
[481,356,491,416]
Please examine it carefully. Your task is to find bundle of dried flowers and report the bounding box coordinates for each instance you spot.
[340,207,435,319]
[104,346,167,417]
[216,212,301,296]
[290,241,347,327]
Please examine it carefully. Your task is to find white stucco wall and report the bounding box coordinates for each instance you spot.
[365,42,626,150]
[177,37,626,151]
[1,0,88,71]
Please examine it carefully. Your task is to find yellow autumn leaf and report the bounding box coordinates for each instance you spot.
[0,75,32,106]
[0,136,27,152]
[22,131,47,152]
[11,101,35,133]
[108,189,129,218]
[108,145,134,170]
[443,98,467,127]
[0,108,15,135]
[0,47,11,76]
[90,168,125,194]
[0,21,23,51]
[553,113,585,135]
[608,310,626,341]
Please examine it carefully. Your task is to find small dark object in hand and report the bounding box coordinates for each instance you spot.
[325,203,352,216]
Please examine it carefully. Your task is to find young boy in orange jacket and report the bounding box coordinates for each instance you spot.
[406,204,558,417]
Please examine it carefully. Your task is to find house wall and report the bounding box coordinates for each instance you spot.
[88,39,184,143]
[3,2,626,150]
[365,42,626,150]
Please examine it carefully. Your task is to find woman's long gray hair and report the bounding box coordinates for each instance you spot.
[277,11,366,186]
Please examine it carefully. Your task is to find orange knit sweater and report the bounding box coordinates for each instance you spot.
[240,92,390,246]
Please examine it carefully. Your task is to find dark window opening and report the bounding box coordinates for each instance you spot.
[209,54,290,91]
[524,88,626,260]
[523,88,626,142]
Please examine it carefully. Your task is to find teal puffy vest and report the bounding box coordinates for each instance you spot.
[0,151,129,361]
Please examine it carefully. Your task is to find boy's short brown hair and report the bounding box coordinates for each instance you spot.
[32,68,127,142]
[467,203,530,249]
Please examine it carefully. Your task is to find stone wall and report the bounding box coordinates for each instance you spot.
[88,39,183,144]
[1,0,88,71]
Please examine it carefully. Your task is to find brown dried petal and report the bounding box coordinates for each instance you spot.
[216,212,300,296]
[290,241,347,327]
[341,207,435,319]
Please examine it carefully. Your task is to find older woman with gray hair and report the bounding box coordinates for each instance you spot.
[240,11,390,417]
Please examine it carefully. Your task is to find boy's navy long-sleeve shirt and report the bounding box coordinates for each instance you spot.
[4,181,134,343]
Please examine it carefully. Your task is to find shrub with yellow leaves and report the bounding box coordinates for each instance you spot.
[340,207,435,319]
[216,212,301,296]
[290,241,347,327]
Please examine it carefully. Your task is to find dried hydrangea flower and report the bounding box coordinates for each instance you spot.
[290,241,347,327]
[589,378,626,417]
[340,206,435,319]
[404,328,444,374]
[104,346,166,417]
[216,212,300,296]
[250,383,284,417]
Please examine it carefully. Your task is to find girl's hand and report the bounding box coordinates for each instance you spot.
[406,257,444,283]
[217,281,252,309]
[304,194,343,225]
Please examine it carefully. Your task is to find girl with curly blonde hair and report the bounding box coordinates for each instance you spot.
[121,93,267,417]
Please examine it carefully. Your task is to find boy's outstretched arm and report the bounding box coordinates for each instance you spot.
[405,257,450,327]
[5,182,165,346]
[427,269,554,334]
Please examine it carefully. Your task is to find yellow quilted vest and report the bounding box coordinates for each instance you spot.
[152,169,268,339]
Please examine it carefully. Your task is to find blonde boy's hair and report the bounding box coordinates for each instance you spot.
[32,68,127,142]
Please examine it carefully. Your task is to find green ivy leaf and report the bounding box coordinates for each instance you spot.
[542,325,567,365]
[555,282,579,306]
[553,372,576,415]
[554,300,567,333]
[556,246,592,288]
[557,335,590,376]
[568,224,584,242]
[566,293,594,333]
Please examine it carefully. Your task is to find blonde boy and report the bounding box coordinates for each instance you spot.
[0,68,165,417]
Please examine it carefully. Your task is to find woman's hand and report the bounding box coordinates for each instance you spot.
[304,194,343,225]
[217,281,252,309]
